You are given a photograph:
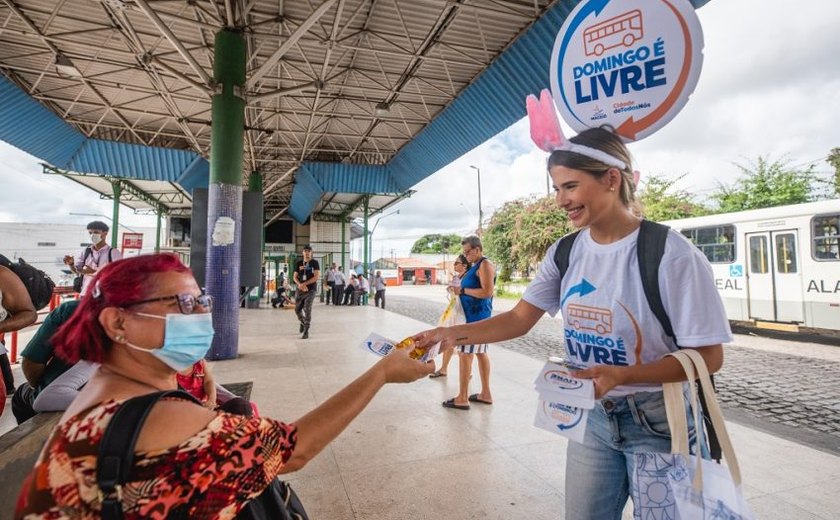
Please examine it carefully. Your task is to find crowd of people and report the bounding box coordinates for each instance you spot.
[2,125,730,520]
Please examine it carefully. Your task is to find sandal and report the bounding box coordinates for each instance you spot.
[442,398,470,410]
[428,370,447,378]
[468,394,493,405]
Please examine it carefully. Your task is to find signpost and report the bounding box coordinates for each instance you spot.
[550,0,704,141]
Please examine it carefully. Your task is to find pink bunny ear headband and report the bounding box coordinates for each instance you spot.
[527,89,641,186]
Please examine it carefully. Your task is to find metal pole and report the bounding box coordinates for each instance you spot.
[155,211,162,253]
[111,181,121,248]
[341,217,346,269]
[363,197,369,275]
[206,29,246,361]
[470,165,483,234]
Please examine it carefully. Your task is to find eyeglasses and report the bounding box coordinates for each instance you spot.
[123,293,214,314]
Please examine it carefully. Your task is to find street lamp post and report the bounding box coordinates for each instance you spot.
[368,209,400,272]
[469,165,483,234]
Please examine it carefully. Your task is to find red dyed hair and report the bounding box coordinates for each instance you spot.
[53,253,191,363]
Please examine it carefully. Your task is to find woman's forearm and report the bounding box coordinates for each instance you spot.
[448,301,543,346]
[619,345,723,386]
[282,363,387,472]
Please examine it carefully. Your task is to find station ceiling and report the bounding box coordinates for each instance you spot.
[0,0,707,223]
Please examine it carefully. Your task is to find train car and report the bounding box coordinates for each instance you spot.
[659,199,840,336]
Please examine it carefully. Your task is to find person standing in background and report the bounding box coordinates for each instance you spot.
[374,271,386,309]
[333,266,347,306]
[293,245,320,339]
[64,221,122,296]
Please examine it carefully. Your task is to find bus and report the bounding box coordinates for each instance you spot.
[583,9,644,57]
[567,304,613,334]
[659,200,840,336]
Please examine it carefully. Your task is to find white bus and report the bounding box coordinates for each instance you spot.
[660,199,840,336]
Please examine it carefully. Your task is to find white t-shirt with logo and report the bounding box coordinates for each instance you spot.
[523,227,732,396]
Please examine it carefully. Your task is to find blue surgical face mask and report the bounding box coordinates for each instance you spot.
[124,312,215,371]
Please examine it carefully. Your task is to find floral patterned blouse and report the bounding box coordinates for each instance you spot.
[15,399,297,519]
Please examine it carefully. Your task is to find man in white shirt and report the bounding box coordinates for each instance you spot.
[355,272,370,305]
[374,271,386,309]
[63,221,123,295]
[325,263,337,305]
[333,266,347,306]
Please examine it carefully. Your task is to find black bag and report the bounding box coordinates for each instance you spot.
[72,247,113,293]
[0,254,55,310]
[97,390,308,520]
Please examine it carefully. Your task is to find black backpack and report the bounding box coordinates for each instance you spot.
[553,220,722,461]
[73,247,113,293]
[0,254,55,311]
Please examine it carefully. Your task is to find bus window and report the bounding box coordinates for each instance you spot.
[775,233,797,273]
[681,225,736,263]
[749,236,768,274]
[812,214,840,261]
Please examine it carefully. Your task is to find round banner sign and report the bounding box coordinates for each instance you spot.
[550,0,704,142]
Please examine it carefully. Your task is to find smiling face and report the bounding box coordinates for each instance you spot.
[550,165,625,229]
[453,260,467,276]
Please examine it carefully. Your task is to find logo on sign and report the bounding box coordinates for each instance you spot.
[729,265,744,277]
[550,0,704,141]
[544,371,584,390]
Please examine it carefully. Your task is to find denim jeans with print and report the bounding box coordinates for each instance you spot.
[564,389,704,520]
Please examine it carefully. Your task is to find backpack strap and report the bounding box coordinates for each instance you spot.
[637,220,674,341]
[97,390,201,520]
[552,230,582,280]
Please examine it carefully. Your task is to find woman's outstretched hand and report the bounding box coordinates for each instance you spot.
[379,347,436,383]
[412,327,454,355]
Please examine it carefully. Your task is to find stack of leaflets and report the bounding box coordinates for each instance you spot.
[533,358,595,443]
[359,332,439,362]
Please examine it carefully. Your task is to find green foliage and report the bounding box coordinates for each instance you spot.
[711,156,818,212]
[482,200,525,282]
[510,196,572,272]
[483,196,571,281]
[828,148,840,197]
[410,233,463,254]
[637,174,710,221]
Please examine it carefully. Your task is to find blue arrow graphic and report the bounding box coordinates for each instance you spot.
[561,278,596,308]
[557,0,613,126]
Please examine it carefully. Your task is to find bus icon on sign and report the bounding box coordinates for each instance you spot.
[567,304,613,334]
[583,9,644,57]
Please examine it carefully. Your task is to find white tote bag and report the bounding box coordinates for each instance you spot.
[633,350,754,520]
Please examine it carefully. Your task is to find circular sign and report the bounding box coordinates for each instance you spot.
[550,0,704,142]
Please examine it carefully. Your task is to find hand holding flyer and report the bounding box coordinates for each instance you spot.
[360,332,439,362]
[532,359,595,442]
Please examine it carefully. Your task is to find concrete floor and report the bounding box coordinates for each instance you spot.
[3,295,839,519]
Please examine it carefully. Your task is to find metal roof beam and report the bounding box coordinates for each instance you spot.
[133,0,213,87]
[247,0,337,89]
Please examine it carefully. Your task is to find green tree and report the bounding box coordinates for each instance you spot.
[711,156,818,212]
[510,196,572,273]
[637,174,709,221]
[410,233,463,254]
[483,199,526,281]
[828,147,840,197]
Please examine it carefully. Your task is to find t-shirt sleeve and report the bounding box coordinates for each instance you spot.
[311,259,320,271]
[659,232,733,347]
[20,305,67,362]
[522,241,564,318]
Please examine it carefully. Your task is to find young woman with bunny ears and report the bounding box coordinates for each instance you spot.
[412,90,731,519]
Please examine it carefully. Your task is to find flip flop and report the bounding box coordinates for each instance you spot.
[468,394,493,405]
[428,371,447,378]
[442,398,470,410]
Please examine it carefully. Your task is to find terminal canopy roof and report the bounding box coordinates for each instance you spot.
[0,0,707,224]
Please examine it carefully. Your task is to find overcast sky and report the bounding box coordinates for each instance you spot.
[3,0,839,260]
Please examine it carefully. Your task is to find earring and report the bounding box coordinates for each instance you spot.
[115,335,125,343]
[610,187,615,192]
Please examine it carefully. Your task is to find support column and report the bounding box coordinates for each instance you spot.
[206,29,246,360]
[155,211,162,253]
[363,197,369,275]
[111,181,121,249]
[341,218,346,269]
[249,171,265,297]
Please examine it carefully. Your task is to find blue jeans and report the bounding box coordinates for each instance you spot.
[564,389,702,520]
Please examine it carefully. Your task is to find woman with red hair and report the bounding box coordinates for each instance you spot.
[16,253,433,519]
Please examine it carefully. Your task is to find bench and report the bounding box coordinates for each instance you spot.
[0,382,253,519]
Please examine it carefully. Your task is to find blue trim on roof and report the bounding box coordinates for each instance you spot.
[288,0,710,222]
[0,75,208,192]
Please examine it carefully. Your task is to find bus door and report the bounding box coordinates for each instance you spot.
[745,230,804,323]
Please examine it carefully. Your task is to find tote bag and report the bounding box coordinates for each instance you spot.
[633,350,754,520]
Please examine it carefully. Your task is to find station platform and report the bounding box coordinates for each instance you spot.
[3,295,839,519]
